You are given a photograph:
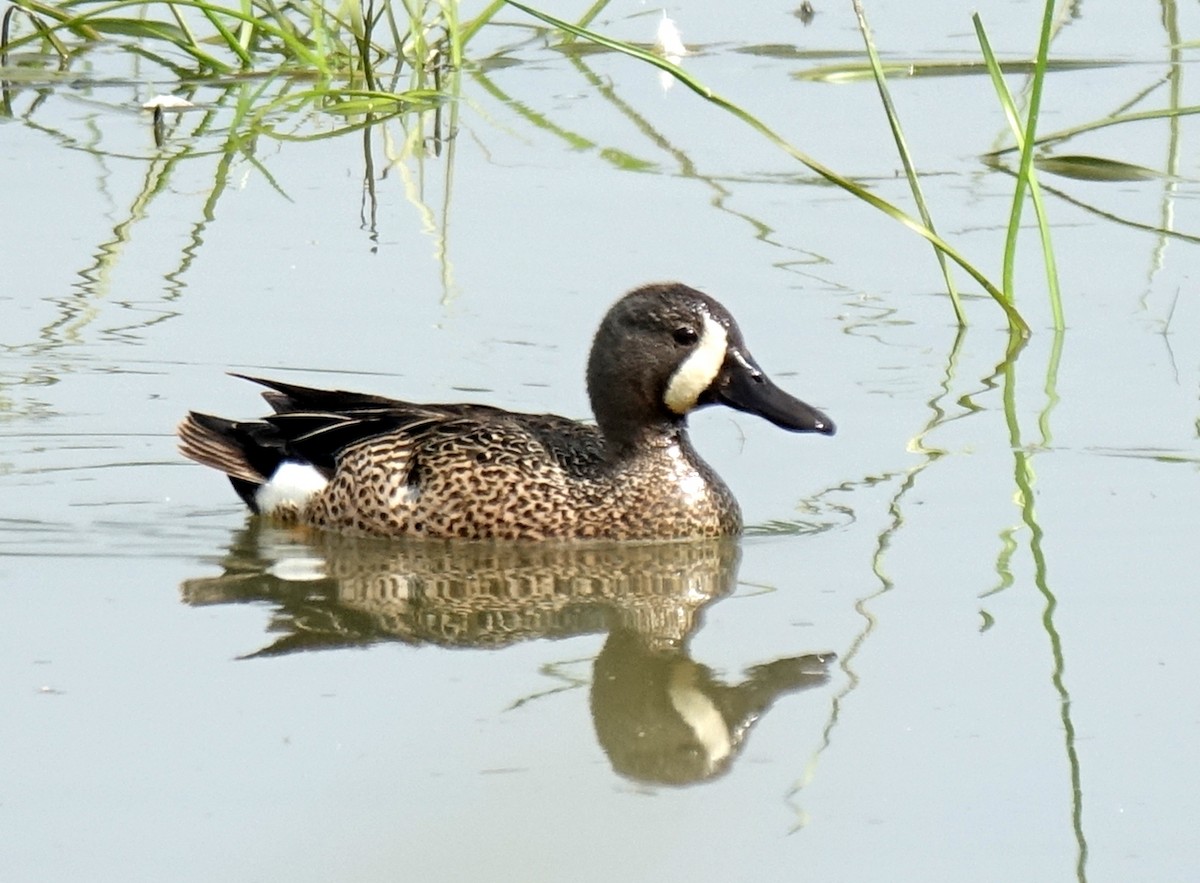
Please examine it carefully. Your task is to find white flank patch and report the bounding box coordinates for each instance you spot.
[664,314,728,414]
[254,461,329,514]
[668,667,733,773]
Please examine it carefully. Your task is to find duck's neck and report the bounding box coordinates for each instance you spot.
[601,413,691,460]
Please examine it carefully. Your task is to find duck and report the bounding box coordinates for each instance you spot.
[177,282,834,540]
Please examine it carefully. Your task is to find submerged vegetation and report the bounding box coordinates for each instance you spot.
[1,0,1193,332]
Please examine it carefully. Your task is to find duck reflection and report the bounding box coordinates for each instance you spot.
[182,524,833,786]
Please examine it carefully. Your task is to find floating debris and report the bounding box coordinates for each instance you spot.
[141,94,195,111]
[655,14,688,60]
[655,13,687,91]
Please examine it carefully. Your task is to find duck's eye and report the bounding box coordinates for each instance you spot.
[672,326,700,346]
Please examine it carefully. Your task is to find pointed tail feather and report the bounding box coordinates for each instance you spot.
[178,413,263,482]
[179,412,297,511]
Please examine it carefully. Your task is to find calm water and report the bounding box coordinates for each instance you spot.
[3,2,1199,881]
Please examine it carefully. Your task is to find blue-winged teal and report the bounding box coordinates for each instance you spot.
[178,282,834,540]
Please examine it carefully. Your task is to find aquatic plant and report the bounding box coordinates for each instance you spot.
[4,0,1194,332]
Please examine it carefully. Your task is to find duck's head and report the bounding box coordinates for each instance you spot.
[586,283,835,448]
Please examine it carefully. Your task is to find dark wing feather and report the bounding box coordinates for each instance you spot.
[232,373,408,414]
[180,376,608,509]
[232,374,606,468]
[263,411,447,473]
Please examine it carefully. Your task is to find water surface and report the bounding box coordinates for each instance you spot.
[3,2,1199,881]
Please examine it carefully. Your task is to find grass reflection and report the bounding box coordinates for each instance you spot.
[994,328,1088,881]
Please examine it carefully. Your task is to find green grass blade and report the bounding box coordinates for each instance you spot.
[975,12,1062,330]
[460,0,505,47]
[192,1,252,67]
[560,0,609,45]
[436,0,462,70]
[8,0,332,71]
[796,57,1118,83]
[975,16,1024,295]
[2,2,93,52]
[985,103,1200,158]
[853,0,964,327]
[503,0,1028,336]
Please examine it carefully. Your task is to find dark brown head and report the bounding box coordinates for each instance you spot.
[585,283,834,450]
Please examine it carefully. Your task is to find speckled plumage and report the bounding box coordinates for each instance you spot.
[178,283,834,540]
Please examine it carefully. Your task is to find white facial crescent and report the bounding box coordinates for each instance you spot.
[663,314,728,415]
